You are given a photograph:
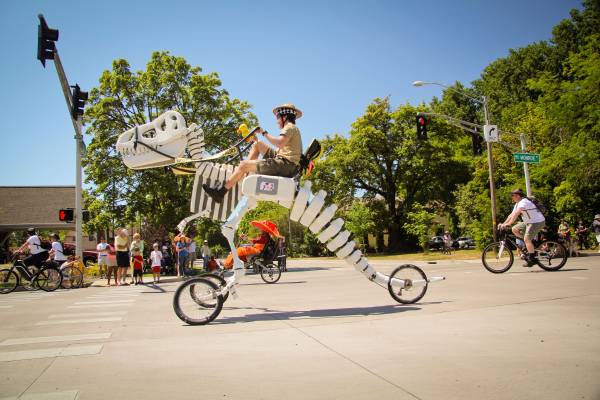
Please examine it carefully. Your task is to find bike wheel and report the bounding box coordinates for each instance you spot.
[482,242,514,273]
[536,241,568,271]
[387,264,428,304]
[35,267,62,292]
[191,273,229,306]
[173,277,223,325]
[0,269,19,294]
[260,263,281,284]
[61,266,84,289]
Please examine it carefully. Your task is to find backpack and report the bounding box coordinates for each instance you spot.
[35,236,52,251]
[61,242,75,256]
[527,196,547,215]
[299,139,322,176]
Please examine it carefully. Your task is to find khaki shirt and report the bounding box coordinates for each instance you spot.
[276,123,302,164]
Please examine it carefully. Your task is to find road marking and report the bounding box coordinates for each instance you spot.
[86,294,140,299]
[1,333,111,346]
[68,303,132,309]
[35,317,123,325]
[0,305,13,309]
[0,345,102,362]
[570,276,587,280]
[0,389,79,400]
[48,311,128,319]
[74,299,135,305]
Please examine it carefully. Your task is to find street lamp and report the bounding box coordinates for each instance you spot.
[413,80,499,241]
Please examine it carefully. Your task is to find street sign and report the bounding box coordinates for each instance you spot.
[484,124,498,142]
[513,153,540,163]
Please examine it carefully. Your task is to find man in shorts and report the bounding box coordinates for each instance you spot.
[498,188,546,267]
[203,103,303,203]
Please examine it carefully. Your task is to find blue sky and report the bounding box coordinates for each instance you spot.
[0,0,579,186]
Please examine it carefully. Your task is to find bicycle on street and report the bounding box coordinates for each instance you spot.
[481,227,568,273]
[0,253,63,294]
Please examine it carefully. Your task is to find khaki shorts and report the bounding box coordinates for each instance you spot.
[514,221,545,240]
[256,148,299,178]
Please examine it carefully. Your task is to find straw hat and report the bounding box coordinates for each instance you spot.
[273,103,302,119]
[595,214,600,220]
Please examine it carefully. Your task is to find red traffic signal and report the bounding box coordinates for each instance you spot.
[416,114,428,140]
[58,209,74,222]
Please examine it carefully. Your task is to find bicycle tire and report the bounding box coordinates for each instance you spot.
[0,269,19,294]
[61,266,84,289]
[536,241,568,271]
[482,242,514,273]
[260,263,281,284]
[173,277,223,325]
[387,264,428,304]
[36,267,62,292]
[191,273,229,306]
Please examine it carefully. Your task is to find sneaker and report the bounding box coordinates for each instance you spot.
[202,183,227,203]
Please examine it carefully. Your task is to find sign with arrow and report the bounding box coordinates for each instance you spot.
[484,125,498,142]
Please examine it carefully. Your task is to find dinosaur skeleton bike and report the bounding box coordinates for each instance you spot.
[117,111,445,325]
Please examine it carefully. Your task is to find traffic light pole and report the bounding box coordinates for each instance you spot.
[52,51,84,259]
[482,97,498,242]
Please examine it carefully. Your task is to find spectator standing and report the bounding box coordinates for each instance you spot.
[176,235,189,277]
[150,243,162,284]
[130,233,144,284]
[207,256,220,272]
[592,214,600,253]
[278,237,287,272]
[96,237,111,279]
[576,219,589,251]
[443,231,453,253]
[188,236,197,272]
[115,228,130,286]
[48,233,67,267]
[201,240,211,271]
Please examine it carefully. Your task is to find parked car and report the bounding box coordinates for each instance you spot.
[428,236,445,250]
[455,236,475,249]
[63,243,101,267]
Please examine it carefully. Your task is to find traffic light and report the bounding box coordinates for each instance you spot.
[472,133,484,156]
[58,209,74,222]
[37,14,58,67]
[71,84,88,118]
[416,114,428,140]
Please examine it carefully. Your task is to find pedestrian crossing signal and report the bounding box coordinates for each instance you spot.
[416,114,428,140]
[59,209,74,222]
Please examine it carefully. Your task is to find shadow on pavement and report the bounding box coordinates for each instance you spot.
[508,268,589,274]
[211,304,421,324]
[240,281,307,286]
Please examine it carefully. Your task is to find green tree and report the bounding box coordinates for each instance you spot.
[83,51,256,237]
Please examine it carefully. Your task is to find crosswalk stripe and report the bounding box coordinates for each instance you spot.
[68,303,132,309]
[47,311,128,319]
[0,389,79,400]
[35,317,123,325]
[0,345,102,362]
[0,333,111,346]
[74,299,134,305]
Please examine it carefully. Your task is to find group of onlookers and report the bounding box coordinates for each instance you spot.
[554,214,600,255]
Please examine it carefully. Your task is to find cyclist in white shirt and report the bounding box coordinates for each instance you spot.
[48,233,67,267]
[16,228,49,268]
[498,188,546,267]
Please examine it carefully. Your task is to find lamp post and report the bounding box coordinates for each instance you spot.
[412,81,498,241]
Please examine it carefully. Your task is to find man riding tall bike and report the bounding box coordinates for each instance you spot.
[498,188,546,267]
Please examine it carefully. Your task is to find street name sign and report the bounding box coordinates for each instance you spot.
[513,153,540,163]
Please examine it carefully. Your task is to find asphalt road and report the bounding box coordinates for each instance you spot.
[0,255,598,400]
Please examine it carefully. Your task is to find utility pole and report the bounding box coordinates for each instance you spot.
[482,96,498,242]
[37,14,87,259]
[520,133,532,196]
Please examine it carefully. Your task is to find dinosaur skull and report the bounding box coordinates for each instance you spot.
[116,110,189,169]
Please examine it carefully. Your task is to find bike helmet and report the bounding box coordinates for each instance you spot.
[27,228,36,236]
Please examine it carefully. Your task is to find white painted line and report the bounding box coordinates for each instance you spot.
[570,276,587,280]
[48,311,128,319]
[68,303,132,309]
[74,299,134,305]
[86,294,140,299]
[0,345,102,362]
[1,333,111,346]
[35,317,123,325]
[0,305,13,309]
[0,389,79,400]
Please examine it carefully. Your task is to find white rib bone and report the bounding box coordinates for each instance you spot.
[317,218,344,243]
[345,250,362,264]
[336,241,356,259]
[326,230,351,252]
[299,190,327,227]
[290,181,311,221]
[309,204,337,234]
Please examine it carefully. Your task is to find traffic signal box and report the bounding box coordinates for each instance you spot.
[71,84,88,118]
[37,14,58,67]
[472,133,484,156]
[58,209,74,222]
[416,115,428,140]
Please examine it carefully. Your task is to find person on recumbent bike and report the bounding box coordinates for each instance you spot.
[203,103,303,203]
[222,230,271,270]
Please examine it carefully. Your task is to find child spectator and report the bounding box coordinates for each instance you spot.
[150,243,162,284]
[130,233,143,284]
[96,237,111,279]
[207,256,219,272]
[132,252,144,285]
